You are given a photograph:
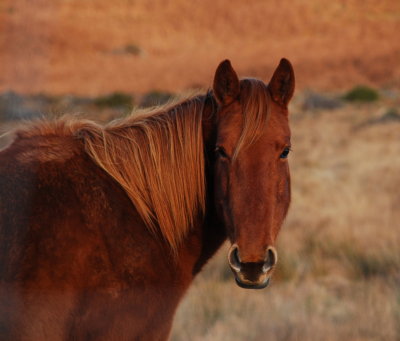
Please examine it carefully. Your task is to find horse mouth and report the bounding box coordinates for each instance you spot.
[234,276,271,290]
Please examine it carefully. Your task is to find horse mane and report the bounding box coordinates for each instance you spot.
[234,78,271,160]
[78,95,209,255]
[13,79,270,255]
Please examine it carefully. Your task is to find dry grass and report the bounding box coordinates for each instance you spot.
[0,0,399,95]
[172,273,400,341]
[171,97,400,341]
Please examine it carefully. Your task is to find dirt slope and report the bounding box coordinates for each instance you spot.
[1,0,399,95]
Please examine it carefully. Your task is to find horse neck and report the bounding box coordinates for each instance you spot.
[186,93,227,275]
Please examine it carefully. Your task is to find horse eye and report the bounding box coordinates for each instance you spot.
[280,147,290,159]
[215,146,229,159]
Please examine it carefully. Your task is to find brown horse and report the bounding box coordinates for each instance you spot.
[0,59,294,340]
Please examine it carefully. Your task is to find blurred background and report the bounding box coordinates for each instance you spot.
[1,0,399,340]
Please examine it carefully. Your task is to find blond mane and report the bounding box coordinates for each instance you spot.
[13,79,270,255]
[233,78,271,159]
[75,95,207,255]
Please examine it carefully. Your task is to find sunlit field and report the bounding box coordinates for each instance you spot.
[1,0,399,95]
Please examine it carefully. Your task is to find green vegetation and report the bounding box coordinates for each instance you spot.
[123,44,142,56]
[343,85,379,102]
[94,92,133,108]
[382,107,400,120]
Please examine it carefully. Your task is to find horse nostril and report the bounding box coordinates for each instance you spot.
[228,244,242,273]
[262,246,278,273]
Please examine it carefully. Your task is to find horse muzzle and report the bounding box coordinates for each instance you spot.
[228,244,277,289]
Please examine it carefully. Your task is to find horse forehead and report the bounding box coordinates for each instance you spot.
[216,105,243,144]
[266,109,291,140]
[240,119,290,163]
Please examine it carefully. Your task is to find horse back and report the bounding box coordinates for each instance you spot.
[0,134,181,340]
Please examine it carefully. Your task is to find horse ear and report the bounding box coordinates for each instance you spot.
[213,60,240,105]
[268,58,295,107]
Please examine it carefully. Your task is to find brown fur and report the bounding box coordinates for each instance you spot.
[0,59,294,340]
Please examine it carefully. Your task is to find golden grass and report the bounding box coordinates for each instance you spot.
[171,98,400,340]
[172,276,400,341]
[0,0,399,95]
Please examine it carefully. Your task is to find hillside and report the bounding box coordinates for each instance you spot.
[1,0,399,95]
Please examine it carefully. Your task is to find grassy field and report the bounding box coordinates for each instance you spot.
[1,89,399,340]
[170,93,400,340]
[1,0,399,95]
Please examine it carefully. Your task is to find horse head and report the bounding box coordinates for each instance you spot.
[211,59,294,289]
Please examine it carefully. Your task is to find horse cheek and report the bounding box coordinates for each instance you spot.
[274,162,291,235]
[214,160,232,236]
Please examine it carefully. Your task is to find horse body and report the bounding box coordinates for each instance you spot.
[0,59,294,340]
[0,132,219,340]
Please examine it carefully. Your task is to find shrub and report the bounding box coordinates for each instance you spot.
[94,92,133,108]
[355,107,400,128]
[345,249,400,279]
[302,91,343,110]
[381,107,400,122]
[318,239,400,280]
[343,85,379,102]
[124,44,142,56]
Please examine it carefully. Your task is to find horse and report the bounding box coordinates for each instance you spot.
[0,58,295,340]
